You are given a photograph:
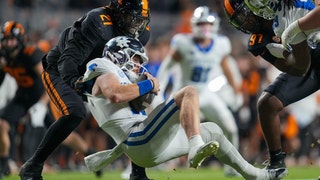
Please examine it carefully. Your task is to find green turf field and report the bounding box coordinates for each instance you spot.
[5,166,319,180]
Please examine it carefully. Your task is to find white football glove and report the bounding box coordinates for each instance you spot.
[281,20,307,49]
[266,43,290,59]
[28,101,47,127]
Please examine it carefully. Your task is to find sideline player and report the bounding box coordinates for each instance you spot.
[157,6,242,176]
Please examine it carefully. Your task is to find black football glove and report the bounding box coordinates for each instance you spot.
[73,76,88,102]
[73,76,84,94]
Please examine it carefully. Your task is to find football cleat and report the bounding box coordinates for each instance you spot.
[19,160,43,180]
[188,141,219,169]
[265,168,288,180]
[265,152,287,170]
[0,157,10,176]
[129,174,152,180]
[85,149,103,178]
[263,152,288,179]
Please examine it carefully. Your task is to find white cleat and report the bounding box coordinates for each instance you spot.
[188,141,219,169]
[255,168,288,180]
[266,168,288,180]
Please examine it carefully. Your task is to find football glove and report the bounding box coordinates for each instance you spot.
[266,43,289,59]
[73,76,84,94]
[281,20,307,49]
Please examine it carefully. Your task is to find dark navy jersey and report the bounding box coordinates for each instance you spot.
[44,6,150,87]
[2,45,44,91]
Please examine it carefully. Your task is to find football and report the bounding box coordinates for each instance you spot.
[129,74,155,112]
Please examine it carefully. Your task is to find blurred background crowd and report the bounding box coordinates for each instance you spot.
[0,0,320,176]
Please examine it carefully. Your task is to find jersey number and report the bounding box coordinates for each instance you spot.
[99,15,112,26]
[249,34,264,46]
[191,66,210,82]
[4,67,34,87]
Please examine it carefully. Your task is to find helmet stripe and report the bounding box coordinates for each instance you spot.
[141,0,149,17]
[224,0,235,16]
[15,23,25,35]
[4,21,15,36]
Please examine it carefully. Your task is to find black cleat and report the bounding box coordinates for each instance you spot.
[94,170,103,178]
[19,160,44,180]
[129,173,152,180]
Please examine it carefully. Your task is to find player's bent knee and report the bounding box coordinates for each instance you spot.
[184,85,198,96]
[200,122,224,142]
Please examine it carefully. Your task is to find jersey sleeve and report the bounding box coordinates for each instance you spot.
[170,34,190,56]
[83,58,115,82]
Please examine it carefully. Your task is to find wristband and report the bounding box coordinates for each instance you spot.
[137,80,153,96]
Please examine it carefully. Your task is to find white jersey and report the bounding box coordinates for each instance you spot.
[83,58,148,143]
[171,33,231,93]
[162,34,239,150]
[273,0,315,37]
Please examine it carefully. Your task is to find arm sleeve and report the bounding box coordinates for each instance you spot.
[57,12,105,87]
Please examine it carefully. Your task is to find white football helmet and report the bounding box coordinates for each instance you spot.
[102,36,149,82]
[190,6,220,39]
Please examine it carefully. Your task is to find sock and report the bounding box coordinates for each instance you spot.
[32,115,82,163]
[189,134,204,148]
[269,149,282,158]
[0,157,10,175]
[214,133,260,179]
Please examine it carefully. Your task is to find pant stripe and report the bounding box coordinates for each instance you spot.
[124,99,179,146]
[42,71,70,115]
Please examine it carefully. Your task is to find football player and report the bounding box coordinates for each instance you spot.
[0,21,50,178]
[157,6,242,176]
[224,0,320,178]
[83,35,283,180]
[0,21,103,179]
[19,0,151,180]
